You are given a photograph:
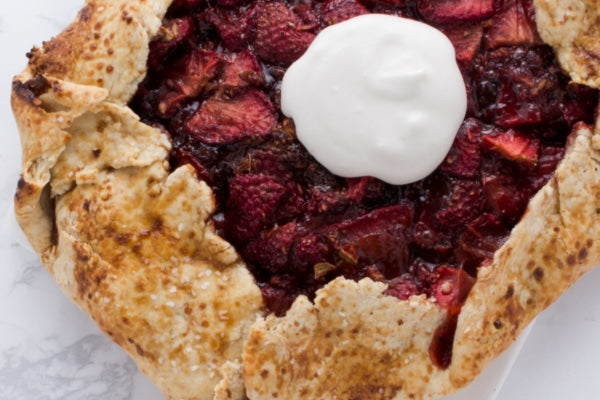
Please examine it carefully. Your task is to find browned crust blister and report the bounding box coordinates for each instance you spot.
[11,0,600,399]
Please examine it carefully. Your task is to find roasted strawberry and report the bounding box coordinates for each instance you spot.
[169,0,205,13]
[409,259,439,292]
[435,179,484,229]
[306,186,349,215]
[331,205,413,243]
[413,220,453,256]
[482,129,540,165]
[291,232,332,272]
[316,0,368,26]
[345,177,389,203]
[204,3,260,51]
[225,174,290,242]
[345,177,372,202]
[233,135,311,179]
[439,23,484,65]
[221,50,265,91]
[440,118,484,178]
[148,17,195,69]
[254,2,316,66]
[418,0,494,23]
[457,213,509,271]
[430,266,475,311]
[482,172,527,223]
[217,0,249,7]
[464,77,479,117]
[172,148,211,183]
[292,2,321,29]
[536,145,564,178]
[277,183,306,221]
[384,277,419,300]
[261,275,297,316]
[525,145,564,193]
[472,47,565,127]
[563,83,600,126]
[243,222,297,273]
[185,89,276,145]
[327,205,413,277]
[485,0,541,48]
[428,265,476,369]
[155,49,221,117]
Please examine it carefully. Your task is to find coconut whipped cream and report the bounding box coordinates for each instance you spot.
[281,14,467,185]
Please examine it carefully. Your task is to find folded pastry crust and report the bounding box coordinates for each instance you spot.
[11,0,600,399]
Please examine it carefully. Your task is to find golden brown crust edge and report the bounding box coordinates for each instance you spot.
[11,0,600,400]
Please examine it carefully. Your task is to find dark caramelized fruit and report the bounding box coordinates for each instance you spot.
[130,0,598,368]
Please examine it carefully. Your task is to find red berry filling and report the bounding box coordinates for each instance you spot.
[130,0,599,368]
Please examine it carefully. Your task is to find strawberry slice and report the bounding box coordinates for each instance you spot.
[418,0,494,24]
[440,118,484,179]
[137,49,220,118]
[332,205,413,243]
[482,130,540,165]
[204,3,260,52]
[430,266,475,312]
[261,276,298,316]
[173,148,211,183]
[473,47,565,128]
[562,83,599,126]
[221,50,265,91]
[486,0,541,48]
[525,145,564,193]
[457,213,509,270]
[428,266,475,369]
[384,277,419,300]
[185,89,276,145]
[148,17,195,69]
[345,177,387,203]
[291,231,332,272]
[156,49,221,117]
[328,205,413,277]
[306,186,349,215]
[293,2,321,30]
[254,2,316,66]
[243,222,298,273]
[225,174,290,242]
[439,23,484,65]
[482,172,528,223]
[316,0,368,26]
[435,179,484,229]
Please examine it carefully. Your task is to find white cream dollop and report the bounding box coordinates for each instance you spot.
[281,14,467,185]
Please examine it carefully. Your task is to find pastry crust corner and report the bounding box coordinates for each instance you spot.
[534,0,600,88]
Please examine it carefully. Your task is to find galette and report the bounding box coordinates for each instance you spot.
[11,0,600,399]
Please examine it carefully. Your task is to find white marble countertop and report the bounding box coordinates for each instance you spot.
[1,1,600,399]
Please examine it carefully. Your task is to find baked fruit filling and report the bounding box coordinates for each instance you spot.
[130,0,598,367]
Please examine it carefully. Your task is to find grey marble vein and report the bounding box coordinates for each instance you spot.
[0,335,137,400]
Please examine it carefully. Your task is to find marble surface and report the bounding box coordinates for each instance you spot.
[1,1,600,399]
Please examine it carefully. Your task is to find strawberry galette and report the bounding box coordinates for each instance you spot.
[11,0,600,399]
